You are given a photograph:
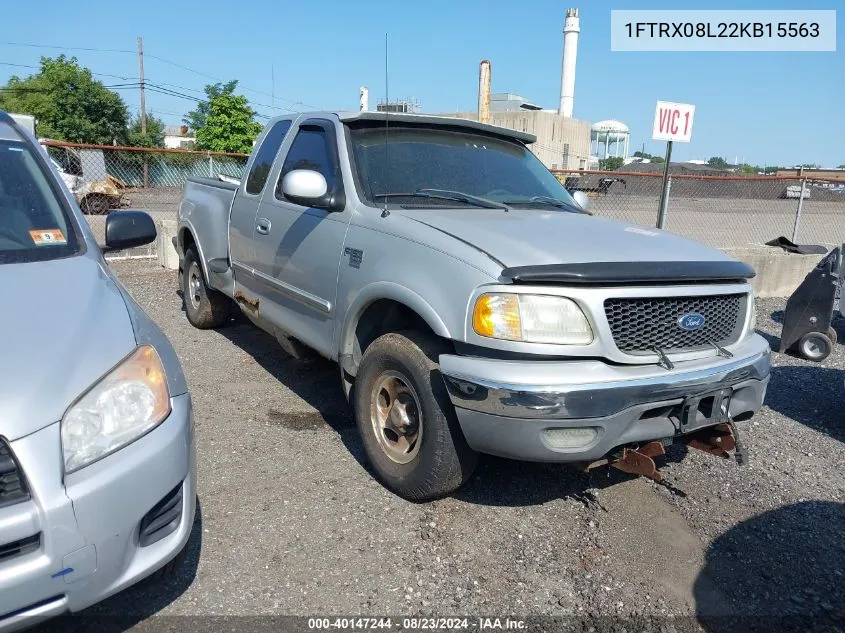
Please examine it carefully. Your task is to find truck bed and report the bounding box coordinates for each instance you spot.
[178,177,238,296]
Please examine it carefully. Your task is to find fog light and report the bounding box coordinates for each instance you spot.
[542,427,598,449]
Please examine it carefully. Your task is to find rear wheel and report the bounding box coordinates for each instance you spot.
[81,193,110,215]
[181,246,231,329]
[353,330,478,501]
[798,331,832,362]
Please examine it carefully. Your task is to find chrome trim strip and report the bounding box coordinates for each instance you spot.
[231,260,252,275]
[252,268,332,314]
[442,350,770,420]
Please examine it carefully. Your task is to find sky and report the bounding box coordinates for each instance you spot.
[0,0,842,167]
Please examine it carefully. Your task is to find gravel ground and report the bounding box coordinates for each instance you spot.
[44,260,844,632]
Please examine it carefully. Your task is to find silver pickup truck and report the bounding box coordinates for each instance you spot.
[176,111,770,500]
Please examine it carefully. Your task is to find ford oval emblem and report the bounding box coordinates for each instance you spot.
[678,312,706,331]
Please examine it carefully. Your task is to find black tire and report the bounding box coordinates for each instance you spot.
[149,539,189,581]
[353,330,478,501]
[81,193,110,215]
[828,327,838,346]
[798,331,832,362]
[181,246,231,329]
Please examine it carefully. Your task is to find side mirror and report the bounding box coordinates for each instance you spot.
[103,210,157,252]
[571,190,591,212]
[282,169,329,206]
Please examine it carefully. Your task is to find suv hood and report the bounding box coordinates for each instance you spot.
[0,256,137,441]
[399,207,735,268]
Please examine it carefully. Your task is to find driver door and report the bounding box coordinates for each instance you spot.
[250,118,350,356]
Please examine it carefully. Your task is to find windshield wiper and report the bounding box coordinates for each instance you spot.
[502,195,583,212]
[373,189,509,210]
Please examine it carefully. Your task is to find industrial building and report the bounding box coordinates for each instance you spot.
[435,8,601,171]
[434,109,592,170]
[357,7,626,171]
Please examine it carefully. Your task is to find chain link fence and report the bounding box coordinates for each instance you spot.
[554,170,845,250]
[39,141,845,259]
[41,141,248,259]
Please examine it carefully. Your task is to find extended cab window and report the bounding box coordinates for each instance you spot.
[276,127,336,199]
[0,140,82,264]
[245,120,292,195]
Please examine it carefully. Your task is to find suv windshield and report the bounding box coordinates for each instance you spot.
[348,124,581,211]
[0,139,82,264]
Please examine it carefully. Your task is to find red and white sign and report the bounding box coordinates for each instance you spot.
[652,101,695,143]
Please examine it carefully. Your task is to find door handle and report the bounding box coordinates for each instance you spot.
[255,218,272,235]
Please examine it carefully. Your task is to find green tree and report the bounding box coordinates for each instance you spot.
[599,156,625,171]
[632,150,664,163]
[837,164,845,169]
[194,92,262,153]
[183,80,238,132]
[127,112,166,148]
[0,55,128,144]
[707,156,729,169]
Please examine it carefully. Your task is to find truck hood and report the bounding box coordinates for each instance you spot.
[398,207,735,269]
[0,255,137,441]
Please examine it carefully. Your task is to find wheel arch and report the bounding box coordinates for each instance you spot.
[339,283,452,378]
[177,222,209,284]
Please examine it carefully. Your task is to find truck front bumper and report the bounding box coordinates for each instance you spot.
[439,335,771,463]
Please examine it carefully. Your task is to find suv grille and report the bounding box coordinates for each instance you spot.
[0,440,29,509]
[604,294,745,354]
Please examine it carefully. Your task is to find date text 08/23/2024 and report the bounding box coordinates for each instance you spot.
[306,617,527,630]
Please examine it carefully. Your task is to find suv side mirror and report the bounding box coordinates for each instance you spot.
[103,210,157,252]
[282,169,329,206]
[571,190,591,212]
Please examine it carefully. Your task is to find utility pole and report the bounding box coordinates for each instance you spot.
[138,36,148,187]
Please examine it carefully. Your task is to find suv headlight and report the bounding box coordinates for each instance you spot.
[472,293,593,344]
[61,345,170,474]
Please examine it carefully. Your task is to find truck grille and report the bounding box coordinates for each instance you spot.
[604,294,745,354]
[0,439,29,509]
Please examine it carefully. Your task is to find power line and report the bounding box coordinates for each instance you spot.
[0,61,137,82]
[0,39,321,111]
[0,40,134,54]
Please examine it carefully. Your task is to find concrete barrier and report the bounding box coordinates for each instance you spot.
[725,247,819,298]
[156,219,179,271]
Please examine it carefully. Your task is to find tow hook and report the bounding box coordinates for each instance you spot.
[584,440,667,482]
[584,419,748,482]
[683,417,748,466]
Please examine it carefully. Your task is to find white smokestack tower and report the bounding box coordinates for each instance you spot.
[478,60,491,124]
[558,7,580,118]
[359,86,369,112]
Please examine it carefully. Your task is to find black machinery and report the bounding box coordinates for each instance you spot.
[779,244,843,362]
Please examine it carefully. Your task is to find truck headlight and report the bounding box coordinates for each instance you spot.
[747,291,757,334]
[472,293,593,344]
[61,345,170,474]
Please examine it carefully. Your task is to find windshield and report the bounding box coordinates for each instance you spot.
[0,139,82,264]
[348,124,581,211]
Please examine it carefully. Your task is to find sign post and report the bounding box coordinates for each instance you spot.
[652,101,695,229]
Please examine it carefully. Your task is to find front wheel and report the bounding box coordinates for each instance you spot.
[353,331,478,501]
